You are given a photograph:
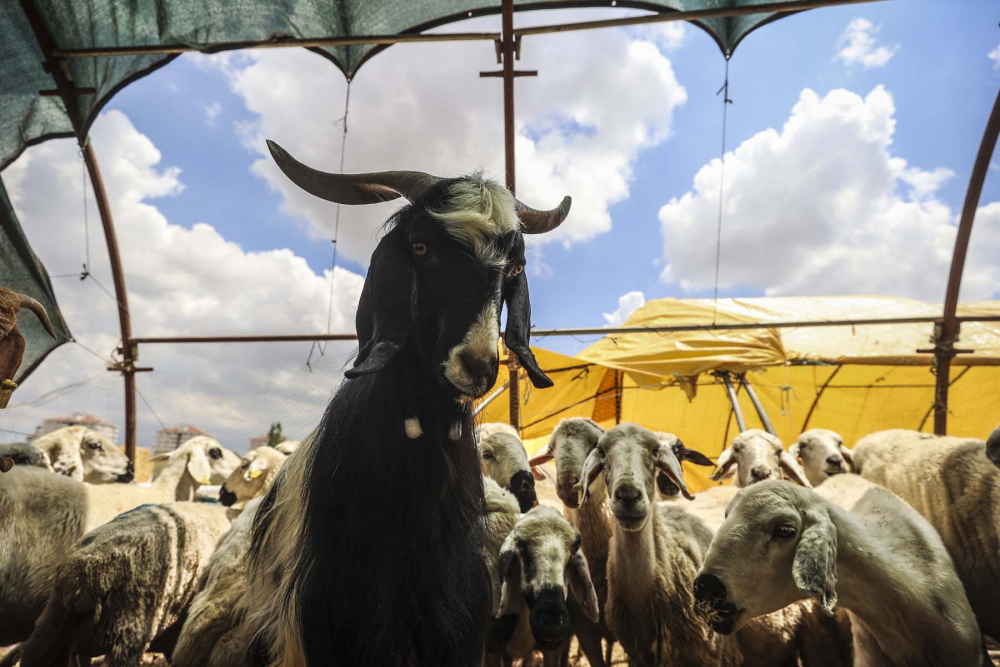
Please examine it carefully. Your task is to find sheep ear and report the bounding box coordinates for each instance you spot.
[780,451,813,488]
[150,452,171,462]
[347,226,413,378]
[531,466,548,481]
[793,509,838,615]
[245,457,268,481]
[577,447,605,506]
[681,447,715,467]
[186,446,213,485]
[497,533,519,618]
[710,447,736,481]
[788,443,801,462]
[503,269,552,389]
[567,552,599,623]
[656,444,693,500]
[839,446,855,471]
[527,443,553,467]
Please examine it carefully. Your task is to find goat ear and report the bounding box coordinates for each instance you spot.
[839,445,855,471]
[503,270,552,389]
[793,509,838,616]
[567,552,600,623]
[780,450,813,488]
[527,443,553,468]
[186,446,213,485]
[710,447,737,481]
[497,533,519,618]
[245,457,268,481]
[577,447,605,506]
[347,227,413,378]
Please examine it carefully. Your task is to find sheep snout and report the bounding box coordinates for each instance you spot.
[610,481,649,530]
[527,586,572,649]
[219,486,237,507]
[508,470,537,512]
[693,572,741,635]
[117,461,135,483]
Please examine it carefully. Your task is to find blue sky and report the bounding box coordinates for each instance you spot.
[5,0,1000,447]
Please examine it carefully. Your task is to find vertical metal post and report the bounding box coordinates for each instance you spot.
[935,86,1000,435]
[717,371,746,432]
[740,373,775,435]
[20,0,137,460]
[614,370,622,425]
[500,0,520,429]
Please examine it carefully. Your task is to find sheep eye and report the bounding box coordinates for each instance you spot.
[87,441,102,450]
[208,448,223,460]
[774,524,797,539]
[482,451,494,460]
[412,242,428,256]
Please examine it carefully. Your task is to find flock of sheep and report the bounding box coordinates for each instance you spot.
[0,419,997,667]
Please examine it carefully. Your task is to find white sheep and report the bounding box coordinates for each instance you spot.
[151,435,241,502]
[17,502,233,667]
[789,429,854,488]
[577,423,741,666]
[492,506,600,667]
[479,422,540,513]
[0,437,239,646]
[274,439,300,455]
[171,448,294,667]
[695,475,984,666]
[528,417,614,667]
[854,428,1000,643]
[218,445,288,509]
[711,429,811,488]
[31,426,133,483]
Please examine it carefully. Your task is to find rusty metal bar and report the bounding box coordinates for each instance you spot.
[473,382,510,417]
[513,0,888,39]
[19,0,138,461]
[934,85,1000,435]
[739,373,775,435]
[716,371,746,432]
[52,31,500,58]
[132,333,358,344]
[614,370,622,425]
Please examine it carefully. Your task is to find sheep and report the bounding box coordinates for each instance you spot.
[218,445,288,508]
[575,422,741,666]
[789,429,854,488]
[153,435,240,501]
[274,439,300,455]
[479,422,539,512]
[17,501,233,667]
[987,425,1000,469]
[31,425,133,483]
[0,442,51,471]
[243,142,569,666]
[0,436,239,645]
[711,429,812,488]
[492,506,600,667]
[0,287,55,411]
[854,428,1000,643]
[172,446,294,667]
[694,475,984,666]
[528,417,614,667]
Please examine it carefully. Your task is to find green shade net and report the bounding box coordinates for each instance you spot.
[0,178,72,384]
[0,0,822,171]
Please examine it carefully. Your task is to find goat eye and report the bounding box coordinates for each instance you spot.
[774,524,797,539]
[412,242,428,256]
[511,264,524,276]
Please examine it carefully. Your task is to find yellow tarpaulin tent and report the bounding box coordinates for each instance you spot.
[481,297,1000,493]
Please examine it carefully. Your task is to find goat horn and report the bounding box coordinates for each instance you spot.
[267,140,441,206]
[515,196,571,235]
[18,294,55,338]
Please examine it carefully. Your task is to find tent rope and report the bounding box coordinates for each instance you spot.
[712,55,733,325]
[308,80,352,369]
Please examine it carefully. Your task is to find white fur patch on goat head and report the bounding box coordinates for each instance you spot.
[430,175,518,265]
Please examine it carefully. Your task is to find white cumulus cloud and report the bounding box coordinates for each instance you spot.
[603,291,646,326]
[204,101,222,126]
[658,86,1000,302]
[197,14,687,265]
[990,44,1000,71]
[4,110,364,450]
[835,18,899,69]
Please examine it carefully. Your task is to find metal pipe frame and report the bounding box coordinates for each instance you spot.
[47,0,887,60]
[19,0,138,461]
[716,371,747,432]
[739,373,776,435]
[934,85,1000,435]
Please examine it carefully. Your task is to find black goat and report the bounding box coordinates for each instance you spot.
[245,141,570,667]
